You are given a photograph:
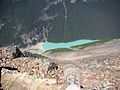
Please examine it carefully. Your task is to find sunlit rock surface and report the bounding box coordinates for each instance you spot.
[0,39,120,90]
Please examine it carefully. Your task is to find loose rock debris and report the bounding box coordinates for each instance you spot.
[0,47,120,90]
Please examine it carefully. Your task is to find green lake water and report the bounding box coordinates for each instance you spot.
[43,39,98,51]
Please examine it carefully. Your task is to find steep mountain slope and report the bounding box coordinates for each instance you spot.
[0,0,120,47]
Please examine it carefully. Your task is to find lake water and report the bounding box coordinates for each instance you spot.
[43,39,98,51]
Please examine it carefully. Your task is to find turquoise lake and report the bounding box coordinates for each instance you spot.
[43,39,98,51]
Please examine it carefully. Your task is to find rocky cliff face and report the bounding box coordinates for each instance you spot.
[0,0,120,47]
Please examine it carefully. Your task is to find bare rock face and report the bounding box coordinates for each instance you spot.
[1,73,58,90]
[0,47,13,59]
[78,52,120,90]
[0,58,64,90]
[0,47,64,90]
[0,45,120,90]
